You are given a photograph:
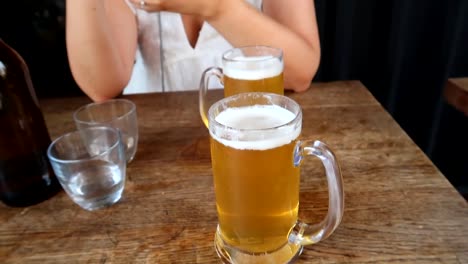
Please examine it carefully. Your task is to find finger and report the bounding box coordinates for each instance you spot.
[130,0,163,11]
[131,0,146,9]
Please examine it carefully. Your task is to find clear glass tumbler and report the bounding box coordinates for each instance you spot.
[73,99,138,163]
[47,126,126,211]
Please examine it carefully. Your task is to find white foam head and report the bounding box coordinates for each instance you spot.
[211,105,300,150]
[223,56,283,81]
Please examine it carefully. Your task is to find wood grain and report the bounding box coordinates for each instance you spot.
[0,81,466,263]
[445,78,468,116]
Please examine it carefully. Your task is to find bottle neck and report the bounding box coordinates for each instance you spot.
[0,60,6,78]
[0,39,41,107]
[0,39,6,78]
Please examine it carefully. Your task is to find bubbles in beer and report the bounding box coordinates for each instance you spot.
[224,56,283,81]
[212,105,300,151]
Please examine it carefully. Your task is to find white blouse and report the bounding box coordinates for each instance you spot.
[124,0,263,94]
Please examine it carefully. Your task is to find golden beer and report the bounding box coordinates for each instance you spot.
[200,46,284,128]
[223,56,284,97]
[210,104,300,253]
[209,93,345,264]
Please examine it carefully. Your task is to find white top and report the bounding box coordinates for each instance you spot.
[124,0,263,94]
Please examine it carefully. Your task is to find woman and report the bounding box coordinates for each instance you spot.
[66,0,320,102]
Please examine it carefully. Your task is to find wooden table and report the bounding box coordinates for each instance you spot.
[445,78,468,116]
[1,81,467,263]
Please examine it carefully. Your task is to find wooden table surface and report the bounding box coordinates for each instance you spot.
[445,77,468,116]
[1,81,467,263]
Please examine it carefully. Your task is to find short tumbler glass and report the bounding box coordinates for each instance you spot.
[73,99,138,163]
[47,126,126,211]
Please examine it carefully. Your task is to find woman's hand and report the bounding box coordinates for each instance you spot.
[129,0,225,19]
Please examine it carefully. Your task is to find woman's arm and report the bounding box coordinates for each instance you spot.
[209,0,320,92]
[66,0,137,101]
[262,0,320,92]
[131,0,320,92]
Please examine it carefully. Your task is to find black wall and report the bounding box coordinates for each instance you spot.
[0,0,81,98]
[314,0,468,197]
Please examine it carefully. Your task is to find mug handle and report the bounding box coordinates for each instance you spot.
[199,67,223,128]
[290,140,344,245]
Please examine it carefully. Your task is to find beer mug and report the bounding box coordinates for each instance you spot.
[208,93,344,263]
[199,45,284,127]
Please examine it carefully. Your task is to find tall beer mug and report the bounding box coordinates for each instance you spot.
[208,93,344,264]
[199,46,284,127]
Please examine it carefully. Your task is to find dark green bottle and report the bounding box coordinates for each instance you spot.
[0,39,61,207]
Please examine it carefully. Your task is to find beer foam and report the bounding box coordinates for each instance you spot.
[211,105,300,150]
[224,56,283,80]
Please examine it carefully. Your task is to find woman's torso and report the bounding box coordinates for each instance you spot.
[124,0,263,94]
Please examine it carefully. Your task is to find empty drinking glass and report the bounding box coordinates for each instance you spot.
[47,126,126,211]
[73,99,138,163]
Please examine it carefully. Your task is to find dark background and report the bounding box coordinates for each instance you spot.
[1,0,467,197]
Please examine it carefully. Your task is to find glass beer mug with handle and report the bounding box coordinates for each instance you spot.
[208,92,344,263]
[199,45,284,127]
